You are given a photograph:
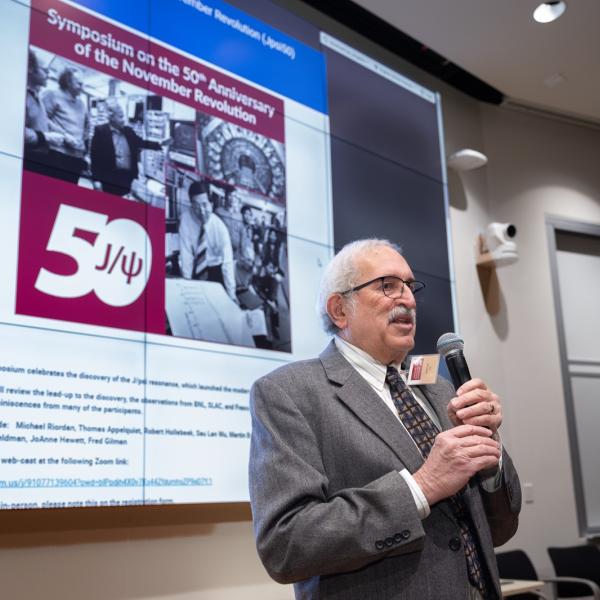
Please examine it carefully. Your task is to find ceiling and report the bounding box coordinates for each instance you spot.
[351,0,600,125]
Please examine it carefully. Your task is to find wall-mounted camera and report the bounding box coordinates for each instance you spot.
[477,222,518,267]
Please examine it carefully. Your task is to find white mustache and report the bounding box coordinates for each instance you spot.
[388,305,416,324]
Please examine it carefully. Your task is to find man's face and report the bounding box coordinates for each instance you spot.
[242,208,253,225]
[29,62,48,88]
[108,105,125,129]
[337,246,417,365]
[191,193,212,223]
[68,72,84,96]
[229,193,241,214]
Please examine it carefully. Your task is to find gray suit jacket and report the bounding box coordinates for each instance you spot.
[249,341,521,599]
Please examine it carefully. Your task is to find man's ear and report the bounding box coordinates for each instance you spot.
[326,294,348,330]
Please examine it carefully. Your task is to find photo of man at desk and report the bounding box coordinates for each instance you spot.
[178,179,237,300]
[165,173,291,352]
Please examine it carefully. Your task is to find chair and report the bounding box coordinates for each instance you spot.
[548,544,600,599]
[496,548,600,600]
[496,550,547,599]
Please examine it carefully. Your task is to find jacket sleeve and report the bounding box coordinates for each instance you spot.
[90,129,105,181]
[249,375,427,584]
[479,448,521,546]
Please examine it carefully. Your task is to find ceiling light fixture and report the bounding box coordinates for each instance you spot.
[533,1,567,23]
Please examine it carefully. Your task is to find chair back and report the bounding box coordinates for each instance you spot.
[496,550,539,600]
[548,544,600,598]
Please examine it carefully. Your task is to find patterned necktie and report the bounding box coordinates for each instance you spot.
[385,365,489,598]
[193,225,208,279]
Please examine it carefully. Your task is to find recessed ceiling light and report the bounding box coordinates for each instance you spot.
[533,1,567,23]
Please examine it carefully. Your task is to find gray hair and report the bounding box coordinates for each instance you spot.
[57,66,80,91]
[104,97,122,116]
[316,238,402,335]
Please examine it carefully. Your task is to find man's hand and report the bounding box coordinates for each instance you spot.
[413,425,500,505]
[447,378,502,436]
[44,132,64,146]
[64,134,84,150]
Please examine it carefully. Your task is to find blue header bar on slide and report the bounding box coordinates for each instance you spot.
[69,0,328,113]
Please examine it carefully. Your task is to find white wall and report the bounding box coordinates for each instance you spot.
[477,105,600,577]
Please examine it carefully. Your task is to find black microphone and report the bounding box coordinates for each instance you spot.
[436,332,472,390]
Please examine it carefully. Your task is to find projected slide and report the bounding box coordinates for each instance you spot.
[0,0,451,509]
[1,0,331,508]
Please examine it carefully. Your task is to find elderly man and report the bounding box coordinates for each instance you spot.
[178,180,236,301]
[249,239,521,600]
[24,49,65,174]
[91,99,164,196]
[42,66,89,184]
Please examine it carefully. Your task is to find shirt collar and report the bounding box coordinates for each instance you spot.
[334,336,405,391]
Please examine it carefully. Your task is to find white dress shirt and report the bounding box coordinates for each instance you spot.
[179,209,236,299]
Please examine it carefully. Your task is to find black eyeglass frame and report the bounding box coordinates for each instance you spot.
[339,275,426,299]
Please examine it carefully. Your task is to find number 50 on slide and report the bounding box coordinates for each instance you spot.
[16,172,165,334]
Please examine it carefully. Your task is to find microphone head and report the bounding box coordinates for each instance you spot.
[436,332,464,357]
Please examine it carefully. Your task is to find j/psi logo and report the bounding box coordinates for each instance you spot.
[34,204,152,307]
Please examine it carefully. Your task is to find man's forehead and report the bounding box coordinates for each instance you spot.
[357,246,413,278]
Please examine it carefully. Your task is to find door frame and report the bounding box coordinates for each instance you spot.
[546,214,600,537]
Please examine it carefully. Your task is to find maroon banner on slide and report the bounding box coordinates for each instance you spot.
[30,0,285,143]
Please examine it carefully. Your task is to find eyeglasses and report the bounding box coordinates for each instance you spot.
[340,276,426,299]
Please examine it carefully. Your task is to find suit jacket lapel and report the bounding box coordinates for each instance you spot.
[320,342,424,474]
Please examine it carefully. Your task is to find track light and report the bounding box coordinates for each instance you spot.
[533,1,567,24]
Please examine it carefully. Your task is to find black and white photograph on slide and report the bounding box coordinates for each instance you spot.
[164,166,291,352]
[196,111,287,204]
[24,45,172,204]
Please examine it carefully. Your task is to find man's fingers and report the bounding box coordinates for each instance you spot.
[464,441,501,459]
[460,435,500,449]
[451,424,493,438]
[456,399,497,419]
[463,412,502,427]
[456,378,487,395]
[451,388,490,411]
[473,455,501,472]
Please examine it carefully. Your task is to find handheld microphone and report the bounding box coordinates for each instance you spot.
[436,332,472,390]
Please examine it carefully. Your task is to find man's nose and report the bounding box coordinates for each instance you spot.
[398,287,417,308]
